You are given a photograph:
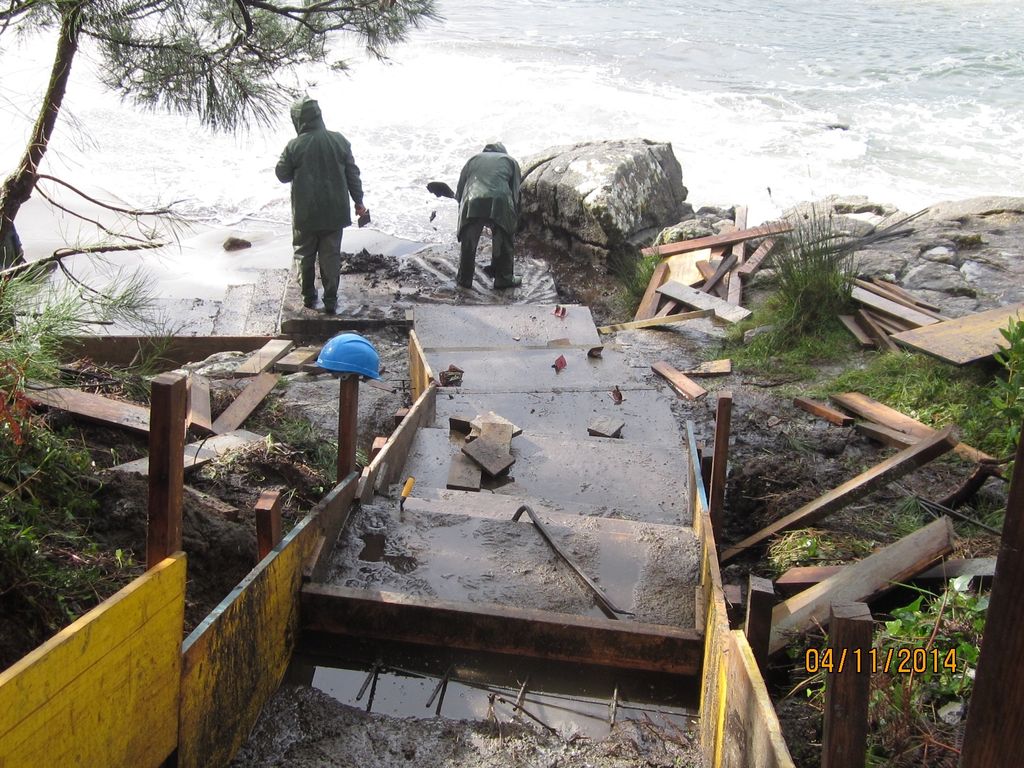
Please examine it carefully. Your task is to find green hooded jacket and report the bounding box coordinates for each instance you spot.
[456,143,521,239]
[276,98,363,231]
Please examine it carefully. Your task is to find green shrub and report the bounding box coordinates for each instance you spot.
[991,314,1024,455]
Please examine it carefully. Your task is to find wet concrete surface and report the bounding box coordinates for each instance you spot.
[413,304,601,349]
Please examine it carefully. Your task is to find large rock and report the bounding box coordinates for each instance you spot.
[519,139,688,271]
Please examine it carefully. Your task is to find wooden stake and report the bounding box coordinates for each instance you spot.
[960,423,1024,767]
[255,490,283,560]
[821,603,873,768]
[147,373,187,568]
[744,575,775,672]
[709,392,733,546]
[338,376,359,479]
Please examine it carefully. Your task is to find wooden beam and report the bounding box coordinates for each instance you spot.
[854,421,917,449]
[721,427,957,562]
[274,346,321,373]
[830,391,993,465]
[60,335,273,369]
[838,314,874,349]
[821,603,873,768]
[699,252,737,294]
[726,269,743,306]
[744,575,775,673]
[960,423,1024,767]
[736,237,777,278]
[633,261,670,321]
[234,339,294,377]
[26,386,150,434]
[871,278,942,312]
[855,309,900,352]
[187,374,213,434]
[110,430,264,476]
[651,361,708,400]
[774,558,996,597]
[211,372,278,435]
[892,303,1024,366]
[369,436,388,462]
[255,490,283,560]
[337,376,359,480]
[769,517,955,654]
[680,359,732,377]
[853,279,946,321]
[597,308,713,334]
[300,584,703,675]
[147,373,186,568]
[653,299,681,317]
[657,280,752,324]
[642,222,792,258]
[709,392,733,544]
[793,396,854,427]
[851,285,938,328]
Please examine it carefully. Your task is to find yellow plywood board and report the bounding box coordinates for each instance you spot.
[892,303,1024,365]
[0,554,185,768]
[178,517,320,768]
[665,248,710,286]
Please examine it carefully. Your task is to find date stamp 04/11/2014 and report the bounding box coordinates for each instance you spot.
[805,646,959,675]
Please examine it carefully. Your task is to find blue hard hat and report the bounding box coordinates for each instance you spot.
[317,333,381,379]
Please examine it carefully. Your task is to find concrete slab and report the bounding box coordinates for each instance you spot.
[413,304,600,349]
[400,428,688,525]
[433,389,684,446]
[326,503,698,627]
[426,345,650,394]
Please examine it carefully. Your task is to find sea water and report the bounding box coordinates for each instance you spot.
[1,0,1023,247]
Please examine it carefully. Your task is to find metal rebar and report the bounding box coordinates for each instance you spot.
[609,684,619,726]
[426,665,452,709]
[365,666,380,713]
[355,664,377,701]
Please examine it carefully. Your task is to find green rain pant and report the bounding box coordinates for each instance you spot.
[457,219,515,288]
[293,228,343,309]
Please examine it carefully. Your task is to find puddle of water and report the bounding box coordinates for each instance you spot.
[358,532,418,574]
[293,636,699,740]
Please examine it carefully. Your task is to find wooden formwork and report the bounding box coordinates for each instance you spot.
[0,554,186,768]
[687,423,794,768]
[408,329,434,400]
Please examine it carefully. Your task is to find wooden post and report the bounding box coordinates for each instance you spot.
[147,372,187,568]
[821,602,873,768]
[744,575,776,672]
[709,391,733,546]
[338,375,359,479]
[960,423,1024,767]
[255,490,283,560]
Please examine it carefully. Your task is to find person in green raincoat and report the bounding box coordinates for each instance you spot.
[0,223,25,270]
[276,97,367,314]
[455,143,522,290]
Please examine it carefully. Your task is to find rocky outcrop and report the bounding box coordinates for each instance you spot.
[519,139,688,271]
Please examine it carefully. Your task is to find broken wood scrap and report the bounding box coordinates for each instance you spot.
[891,303,1024,366]
[461,422,515,477]
[656,280,752,324]
[642,221,792,258]
[233,338,294,377]
[699,252,737,294]
[680,359,731,377]
[694,259,716,282]
[109,429,264,475]
[854,420,918,449]
[793,396,854,427]
[854,309,901,352]
[838,314,874,349]
[720,426,957,562]
[830,391,994,466]
[651,361,708,401]
[633,261,670,321]
[587,417,624,438]
[851,285,937,328]
[211,372,279,434]
[736,238,778,278]
[768,517,956,654]
[774,557,996,598]
[596,309,713,334]
[25,385,151,434]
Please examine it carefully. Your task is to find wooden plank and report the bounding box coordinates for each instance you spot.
[854,420,917,448]
[110,429,264,475]
[830,391,993,465]
[597,308,713,333]
[736,237,777,278]
[369,436,388,461]
[657,279,752,323]
[960,429,1024,767]
[274,345,320,372]
[695,259,716,282]
[838,314,874,349]
[865,309,915,335]
[821,603,873,768]
[855,309,901,352]
[301,584,703,675]
[721,427,957,562]
[212,372,278,434]
[709,391,733,543]
[680,358,732,377]
[0,554,185,767]
[25,386,150,434]
[642,222,792,257]
[633,261,670,321]
[651,361,708,400]
[653,299,681,317]
[664,249,708,287]
[255,490,283,560]
[234,339,294,377]
[892,303,1024,366]
[60,335,274,368]
[446,453,482,491]
[793,396,854,427]
[774,558,996,598]
[337,376,359,479]
[147,373,187,568]
[462,422,515,476]
[179,515,320,768]
[769,517,954,654]
[853,279,946,321]
[871,278,942,312]
[851,285,938,328]
[700,252,737,294]
[744,575,776,673]
[726,268,743,306]
[365,383,437,500]
[187,374,213,433]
